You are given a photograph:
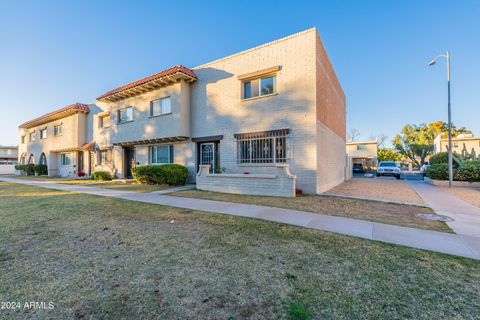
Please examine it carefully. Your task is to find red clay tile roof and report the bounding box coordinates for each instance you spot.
[80,141,96,151]
[97,65,197,101]
[19,103,89,129]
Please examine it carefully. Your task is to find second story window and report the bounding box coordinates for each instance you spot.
[99,115,111,128]
[242,75,276,99]
[54,125,62,137]
[40,128,47,139]
[150,97,171,117]
[357,145,368,150]
[29,131,36,142]
[21,135,25,144]
[118,107,133,123]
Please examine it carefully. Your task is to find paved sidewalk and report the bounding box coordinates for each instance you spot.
[1,176,480,260]
[149,184,196,194]
[408,180,480,237]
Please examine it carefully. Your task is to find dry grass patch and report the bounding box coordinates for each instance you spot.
[1,182,478,319]
[4,176,170,192]
[84,181,171,193]
[169,189,451,233]
[326,178,425,205]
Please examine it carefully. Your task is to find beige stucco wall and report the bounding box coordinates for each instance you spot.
[346,143,378,159]
[435,138,480,155]
[104,81,191,145]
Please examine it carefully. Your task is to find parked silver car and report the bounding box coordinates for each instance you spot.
[376,161,401,179]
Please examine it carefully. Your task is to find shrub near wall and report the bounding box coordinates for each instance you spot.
[34,164,48,176]
[91,171,113,181]
[426,161,480,182]
[132,164,188,186]
[429,152,449,165]
[15,164,35,176]
[426,164,451,180]
[455,161,480,182]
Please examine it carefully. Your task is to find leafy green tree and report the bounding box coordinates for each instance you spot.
[392,124,436,167]
[428,121,471,138]
[377,148,403,162]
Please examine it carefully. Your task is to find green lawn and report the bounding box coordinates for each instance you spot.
[169,189,452,233]
[1,182,478,319]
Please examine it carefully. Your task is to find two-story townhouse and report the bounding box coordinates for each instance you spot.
[93,28,347,193]
[18,103,92,177]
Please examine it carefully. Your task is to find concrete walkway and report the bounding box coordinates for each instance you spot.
[408,180,480,237]
[1,176,480,260]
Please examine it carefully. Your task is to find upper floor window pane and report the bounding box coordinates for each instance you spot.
[40,128,47,139]
[151,97,171,116]
[357,145,368,150]
[118,107,133,123]
[54,125,62,136]
[21,135,25,144]
[29,132,36,142]
[242,75,275,99]
[260,76,275,95]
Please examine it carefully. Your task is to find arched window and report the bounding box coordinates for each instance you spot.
[39,153,47,165]
[19,153,27,164]
[28,154,35,164]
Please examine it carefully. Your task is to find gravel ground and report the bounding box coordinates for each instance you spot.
[442,187,480,208]
[325,177,425,205]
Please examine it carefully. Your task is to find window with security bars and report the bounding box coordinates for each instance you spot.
[236,130,288,164]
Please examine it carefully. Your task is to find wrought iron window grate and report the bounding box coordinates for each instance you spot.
[235,129,289,164]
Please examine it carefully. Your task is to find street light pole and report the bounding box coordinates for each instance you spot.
[428,51,453,188]
[446,51,453,188]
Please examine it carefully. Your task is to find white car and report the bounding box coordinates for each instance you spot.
[420,161,430,175]
[376,161,401,179]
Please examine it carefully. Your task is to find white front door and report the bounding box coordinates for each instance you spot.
[200,143,215,173]
[58,152,74,177]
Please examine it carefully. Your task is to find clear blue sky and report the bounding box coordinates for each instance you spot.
[1,0,479,146]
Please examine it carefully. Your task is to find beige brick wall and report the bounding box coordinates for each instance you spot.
[191,28,318,193]
[314,29,347,193]
[316,121,347,193]
[197,164,296,197]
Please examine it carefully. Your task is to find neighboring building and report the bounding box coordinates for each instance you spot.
[18,104,92,177]
[0,146,18,164]
[18,28,347,194]
[434,133,480,156]
[346,141,378,170]
[0,146,18,175]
